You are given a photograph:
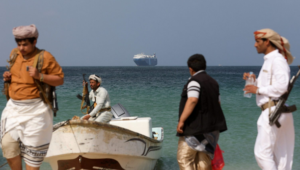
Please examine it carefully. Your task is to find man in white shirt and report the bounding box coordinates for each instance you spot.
[243,29,295,170]
[82,74,113,123]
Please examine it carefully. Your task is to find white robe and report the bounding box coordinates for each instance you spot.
[255,50,294,170]
[0,98,53,167]
[255,106,294,170]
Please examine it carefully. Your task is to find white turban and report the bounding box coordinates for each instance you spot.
[89,74,102,84]
[12,24,39,39]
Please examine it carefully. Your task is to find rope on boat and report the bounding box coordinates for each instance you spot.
[53,119,82,152]
[69,121,82,153]
[0,162,8,169]
[53,119,71,132]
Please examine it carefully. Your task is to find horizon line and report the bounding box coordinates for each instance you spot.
[0,65,299,67]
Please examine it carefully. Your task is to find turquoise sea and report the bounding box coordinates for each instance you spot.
[0,66,299,170]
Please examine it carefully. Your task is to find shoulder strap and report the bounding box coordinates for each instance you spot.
[6,49,19,70]
[32,50,53,110]
[268,62,273,116]
[33,54,39,68]
[3,49,19,100]
[33,49,45,70]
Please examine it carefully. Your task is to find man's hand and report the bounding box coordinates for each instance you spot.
[177,121,184,134]
[28,66,40,79]
[244,85,258,94]
[243,72,256,81]
[3,71,11,81]
[82,114,91,120]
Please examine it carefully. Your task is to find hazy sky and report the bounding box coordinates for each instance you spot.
[0,1,300,66]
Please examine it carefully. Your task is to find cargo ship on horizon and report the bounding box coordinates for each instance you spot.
[133,53,157,66]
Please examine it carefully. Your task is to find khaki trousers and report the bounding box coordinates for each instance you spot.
[177,137,212,170]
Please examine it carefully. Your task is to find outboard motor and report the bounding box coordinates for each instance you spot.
[111,103,130,118]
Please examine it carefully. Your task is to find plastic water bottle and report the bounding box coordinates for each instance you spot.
[244,71,254,98]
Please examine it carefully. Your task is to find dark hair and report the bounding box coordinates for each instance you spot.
[261,38,277,49]
[187,54,206,72]
[15,37,36,44]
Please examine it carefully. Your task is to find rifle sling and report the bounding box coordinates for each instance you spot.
[32,51,53,110]
[3,49,19,100]
[268,62,282,128]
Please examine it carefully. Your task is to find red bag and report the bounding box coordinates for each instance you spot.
[211,144,225,170]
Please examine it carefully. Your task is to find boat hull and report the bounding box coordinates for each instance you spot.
[44,120,163,170]
[133,58,157,66]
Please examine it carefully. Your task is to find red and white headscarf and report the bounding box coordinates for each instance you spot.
[12,24,39,39]
[254,28,294,65]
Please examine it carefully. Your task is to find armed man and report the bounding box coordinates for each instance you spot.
[243,29,295,170]
[1,24,64,170]
[81,74,113,123]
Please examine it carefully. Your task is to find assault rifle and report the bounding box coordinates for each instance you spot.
[76,74,93,114]
[76,94,95,113]
[269,66,300,128]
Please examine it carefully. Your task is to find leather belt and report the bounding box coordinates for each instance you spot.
[99,107,111,112]
[92,107,112,118]
[260,100,279,111]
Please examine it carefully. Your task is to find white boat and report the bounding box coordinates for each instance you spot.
[44,104,164,170]
[133,53,157,66]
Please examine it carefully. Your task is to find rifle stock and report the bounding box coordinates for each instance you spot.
[76,94,83,100]
[269,65,300,127]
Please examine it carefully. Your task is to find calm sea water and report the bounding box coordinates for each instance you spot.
[0,66,299,170]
